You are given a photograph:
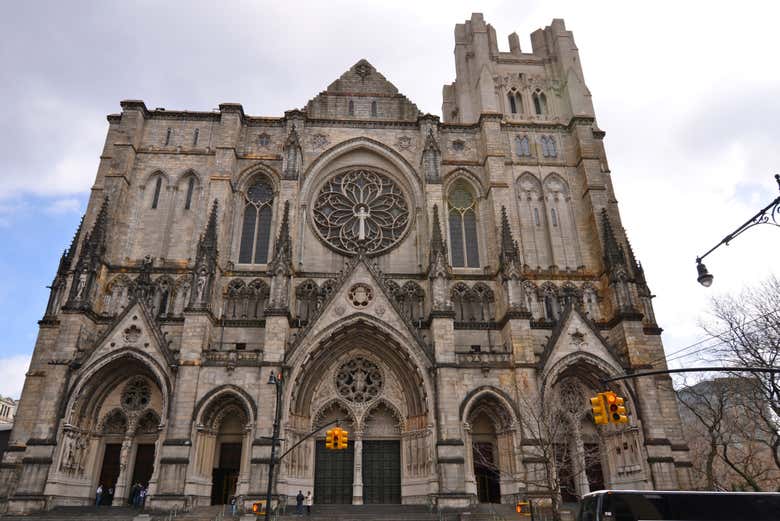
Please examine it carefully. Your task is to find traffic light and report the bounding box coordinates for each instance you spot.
[590,393,608,425]
[612,394,629,424]
[337,428,349,450]
[325,428,336,449]
[604,391,629,424]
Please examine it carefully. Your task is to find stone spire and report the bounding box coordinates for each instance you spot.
[189,200,219,309]
[269,200,292,277]
[428,205,452,311]
[498,206,526,312]
[268,201,293,309]
[601,208,626,272]
[65,198,109,310]
[421,129,441,183]
[498,206,520,269]
[45,214,85,317]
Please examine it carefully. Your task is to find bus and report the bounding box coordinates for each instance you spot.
[577,490,780,521]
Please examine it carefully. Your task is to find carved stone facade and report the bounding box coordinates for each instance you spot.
[1,14,691,514]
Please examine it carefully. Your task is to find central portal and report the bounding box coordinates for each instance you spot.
[314,440,354,504]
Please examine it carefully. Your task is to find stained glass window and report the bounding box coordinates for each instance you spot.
[447,180,480,268]
[238,177,275,264]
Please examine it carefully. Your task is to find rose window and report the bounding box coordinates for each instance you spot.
[336,358,383,403]
[121,378,151,411]
[312,169,410,256]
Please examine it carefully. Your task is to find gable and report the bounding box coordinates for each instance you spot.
[304,59,421,121]
[77,299,177,372]
[539,308,624,381]
[288,255,432,366]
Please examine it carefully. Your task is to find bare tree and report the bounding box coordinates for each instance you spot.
[509,386,603,521]
[703,275,780,473]
[677,377,777,491]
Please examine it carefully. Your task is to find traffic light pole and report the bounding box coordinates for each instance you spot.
[262,413,340,520]
[600,366,780,384]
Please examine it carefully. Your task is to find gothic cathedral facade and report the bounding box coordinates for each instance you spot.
[0,15,692,514]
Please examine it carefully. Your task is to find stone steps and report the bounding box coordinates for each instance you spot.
[1,506,139,521]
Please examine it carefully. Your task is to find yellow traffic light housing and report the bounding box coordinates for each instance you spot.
[613,395,629,424]
[590,393,608,425]
[337,428,349,450]
[325,428,336,449]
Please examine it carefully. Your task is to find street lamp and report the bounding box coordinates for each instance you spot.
[695,174,780,287]
[265,370,283,521]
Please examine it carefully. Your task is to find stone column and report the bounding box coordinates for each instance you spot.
[352,431,363,505]
[571,423,589,497]
[112,435,134,506]
[462,423,477,497]
[237,428,252,497]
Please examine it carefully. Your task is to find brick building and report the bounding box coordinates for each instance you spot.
[0,14,691,514]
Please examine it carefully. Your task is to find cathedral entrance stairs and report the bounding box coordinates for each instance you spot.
[277,504,437,521]
[0,506,138,521]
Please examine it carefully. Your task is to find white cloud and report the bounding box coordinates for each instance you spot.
[45,198,83,215]
[0,0,778,374]
[0,355,31,399]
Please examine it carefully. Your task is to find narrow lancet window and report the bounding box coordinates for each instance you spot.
[151,177,162,209]
[165,128,172,145]
[193,128,199,145]
[184,177,195,210]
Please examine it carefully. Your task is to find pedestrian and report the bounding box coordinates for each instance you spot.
[230,495,237,516]
[139,485,147,508]
[304,491,313,516]
[296,490,304,516]
[107,486,114,505]
[130,482,140,507]
[95,484,103,506]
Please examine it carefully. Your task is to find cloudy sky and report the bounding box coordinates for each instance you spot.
[1,1,778,399]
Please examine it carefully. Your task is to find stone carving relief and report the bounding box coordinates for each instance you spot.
[310,134,330,150]
[396,135,414,151]
[347,283,373,309]
[122,324,141,344]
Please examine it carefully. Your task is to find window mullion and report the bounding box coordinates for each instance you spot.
[251,205,260,263]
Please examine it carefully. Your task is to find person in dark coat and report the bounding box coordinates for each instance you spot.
[296,490,304,515]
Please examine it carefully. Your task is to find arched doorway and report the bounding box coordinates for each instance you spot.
[286,319,434,505]
[57,357,166,507]
[191,390,252,505]
[463,391,518,504]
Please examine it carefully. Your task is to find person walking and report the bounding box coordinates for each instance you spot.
[296,490,304,516]
[95,484,103,506]
[304,491,313,516]
[230,495,237,517]
[139,485,147,508]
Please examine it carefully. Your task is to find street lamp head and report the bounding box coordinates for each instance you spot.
[696,260,714,287]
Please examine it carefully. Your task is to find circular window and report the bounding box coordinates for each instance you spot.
[312,169,410,256]
[347,283,373,309]
[336,358,383,403]
[121,378,151,411]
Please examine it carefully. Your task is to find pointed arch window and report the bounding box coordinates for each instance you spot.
[370,100,378,117]
[151,177,162,209]
[193,128,200,146]
[550,208,558,227]
[238,177,275,264]
[515,135,531,157]
[165,128,172,145]
[348,100,355,116]
[508,92,517,114]
[541,135,558,158]
[532,89,547,115]
[184,177,195,210]
[447,180,480,268]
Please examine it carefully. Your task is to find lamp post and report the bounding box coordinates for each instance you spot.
[695,174,780,287]
[265,370,283,521]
